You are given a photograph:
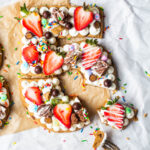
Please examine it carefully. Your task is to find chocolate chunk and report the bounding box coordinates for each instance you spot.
[104,79,112,87]
[76,110,85,122]
[45,31,52,39]
[73,102,81,110]
[65,22,73,29]
[37,104,53,118]
[64,50,81,66]
[93,60,109,75]
[25,32,33,39]
[89,74,97,82]
[71,113,79,124]
[51,89,59,97]
[35,66,42,74]
[43,11,51,19]
[94,21,100,29]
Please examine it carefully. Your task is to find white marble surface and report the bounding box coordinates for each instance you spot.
[0,0,150,149]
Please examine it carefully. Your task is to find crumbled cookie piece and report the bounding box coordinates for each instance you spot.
[76,110,85,122]
[71,113,78,124]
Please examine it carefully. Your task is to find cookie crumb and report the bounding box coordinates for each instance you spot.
[144,113,148,118]
[126,137,130,140]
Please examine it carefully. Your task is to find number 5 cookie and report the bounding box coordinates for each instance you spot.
[0,75,11,128]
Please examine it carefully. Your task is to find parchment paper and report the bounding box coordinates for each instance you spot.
[0,0,110,136]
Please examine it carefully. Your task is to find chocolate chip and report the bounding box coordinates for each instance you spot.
[25,32,33,39]
[45,31,52,39]
[89,74,97,82]
[94,21,100,29]
[35,66,42,74]
[104,79,112,87]
[73,102,81,110]
[51,89,59,97]
[43,11,51,19]
[65,22,73,29]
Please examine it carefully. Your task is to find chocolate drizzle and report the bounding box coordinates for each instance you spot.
[37,104,52,118]
[92,60,109,75]
[64,50,81,66]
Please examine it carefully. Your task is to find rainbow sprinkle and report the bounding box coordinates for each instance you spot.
[74,76,78,80]
[145,71,150,78]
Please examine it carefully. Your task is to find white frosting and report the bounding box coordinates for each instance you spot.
[60,29,69,36]
[61,96,69,102]
[40,7,49,15]
[54,68,62,75]
[59,7,68,14]
[123,118,129,126]
[126,108,135,119]
[89,25,100,35]
[79,28,89,36]
[49,7,57,13]
[48,37,56,44]
[22,27,28,35]
[22,37,30,44]
[62,65,70,71]
[30,7,38,12]
[69,27,78,36]
[52,78,60,85]
[68,7,75,16]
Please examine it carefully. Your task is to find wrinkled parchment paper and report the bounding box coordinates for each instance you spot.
[0,0,110,136]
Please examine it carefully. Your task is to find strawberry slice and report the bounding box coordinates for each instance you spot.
[74,7,93,31]
[53,104,72,128]
[103,103,125,129]
[25,87,42,105]
[0,82,2,90]
[43,51,64,75]
[22,12,43,37]
[22,45,39,64]
[82,44,102,70]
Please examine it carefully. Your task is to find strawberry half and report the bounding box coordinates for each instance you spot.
[22,12,43,37]
[104,103,125,129]
[22,45,39,64]
[43,51,64,75]
[82,44,102,70]
[25,87,42,105]
[53,104,72,128]
[0,82,2,90]
[74,7,93,31]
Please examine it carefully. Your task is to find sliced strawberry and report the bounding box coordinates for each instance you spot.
[0,82,2,90]
[103,103,125,129]
[43,51,64,75]
[82,45,102,70]
[22,45,39,64]
[22,12,43,37]
[53,104,72,128]
[74,7,93,31]
[25,87,42,105]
